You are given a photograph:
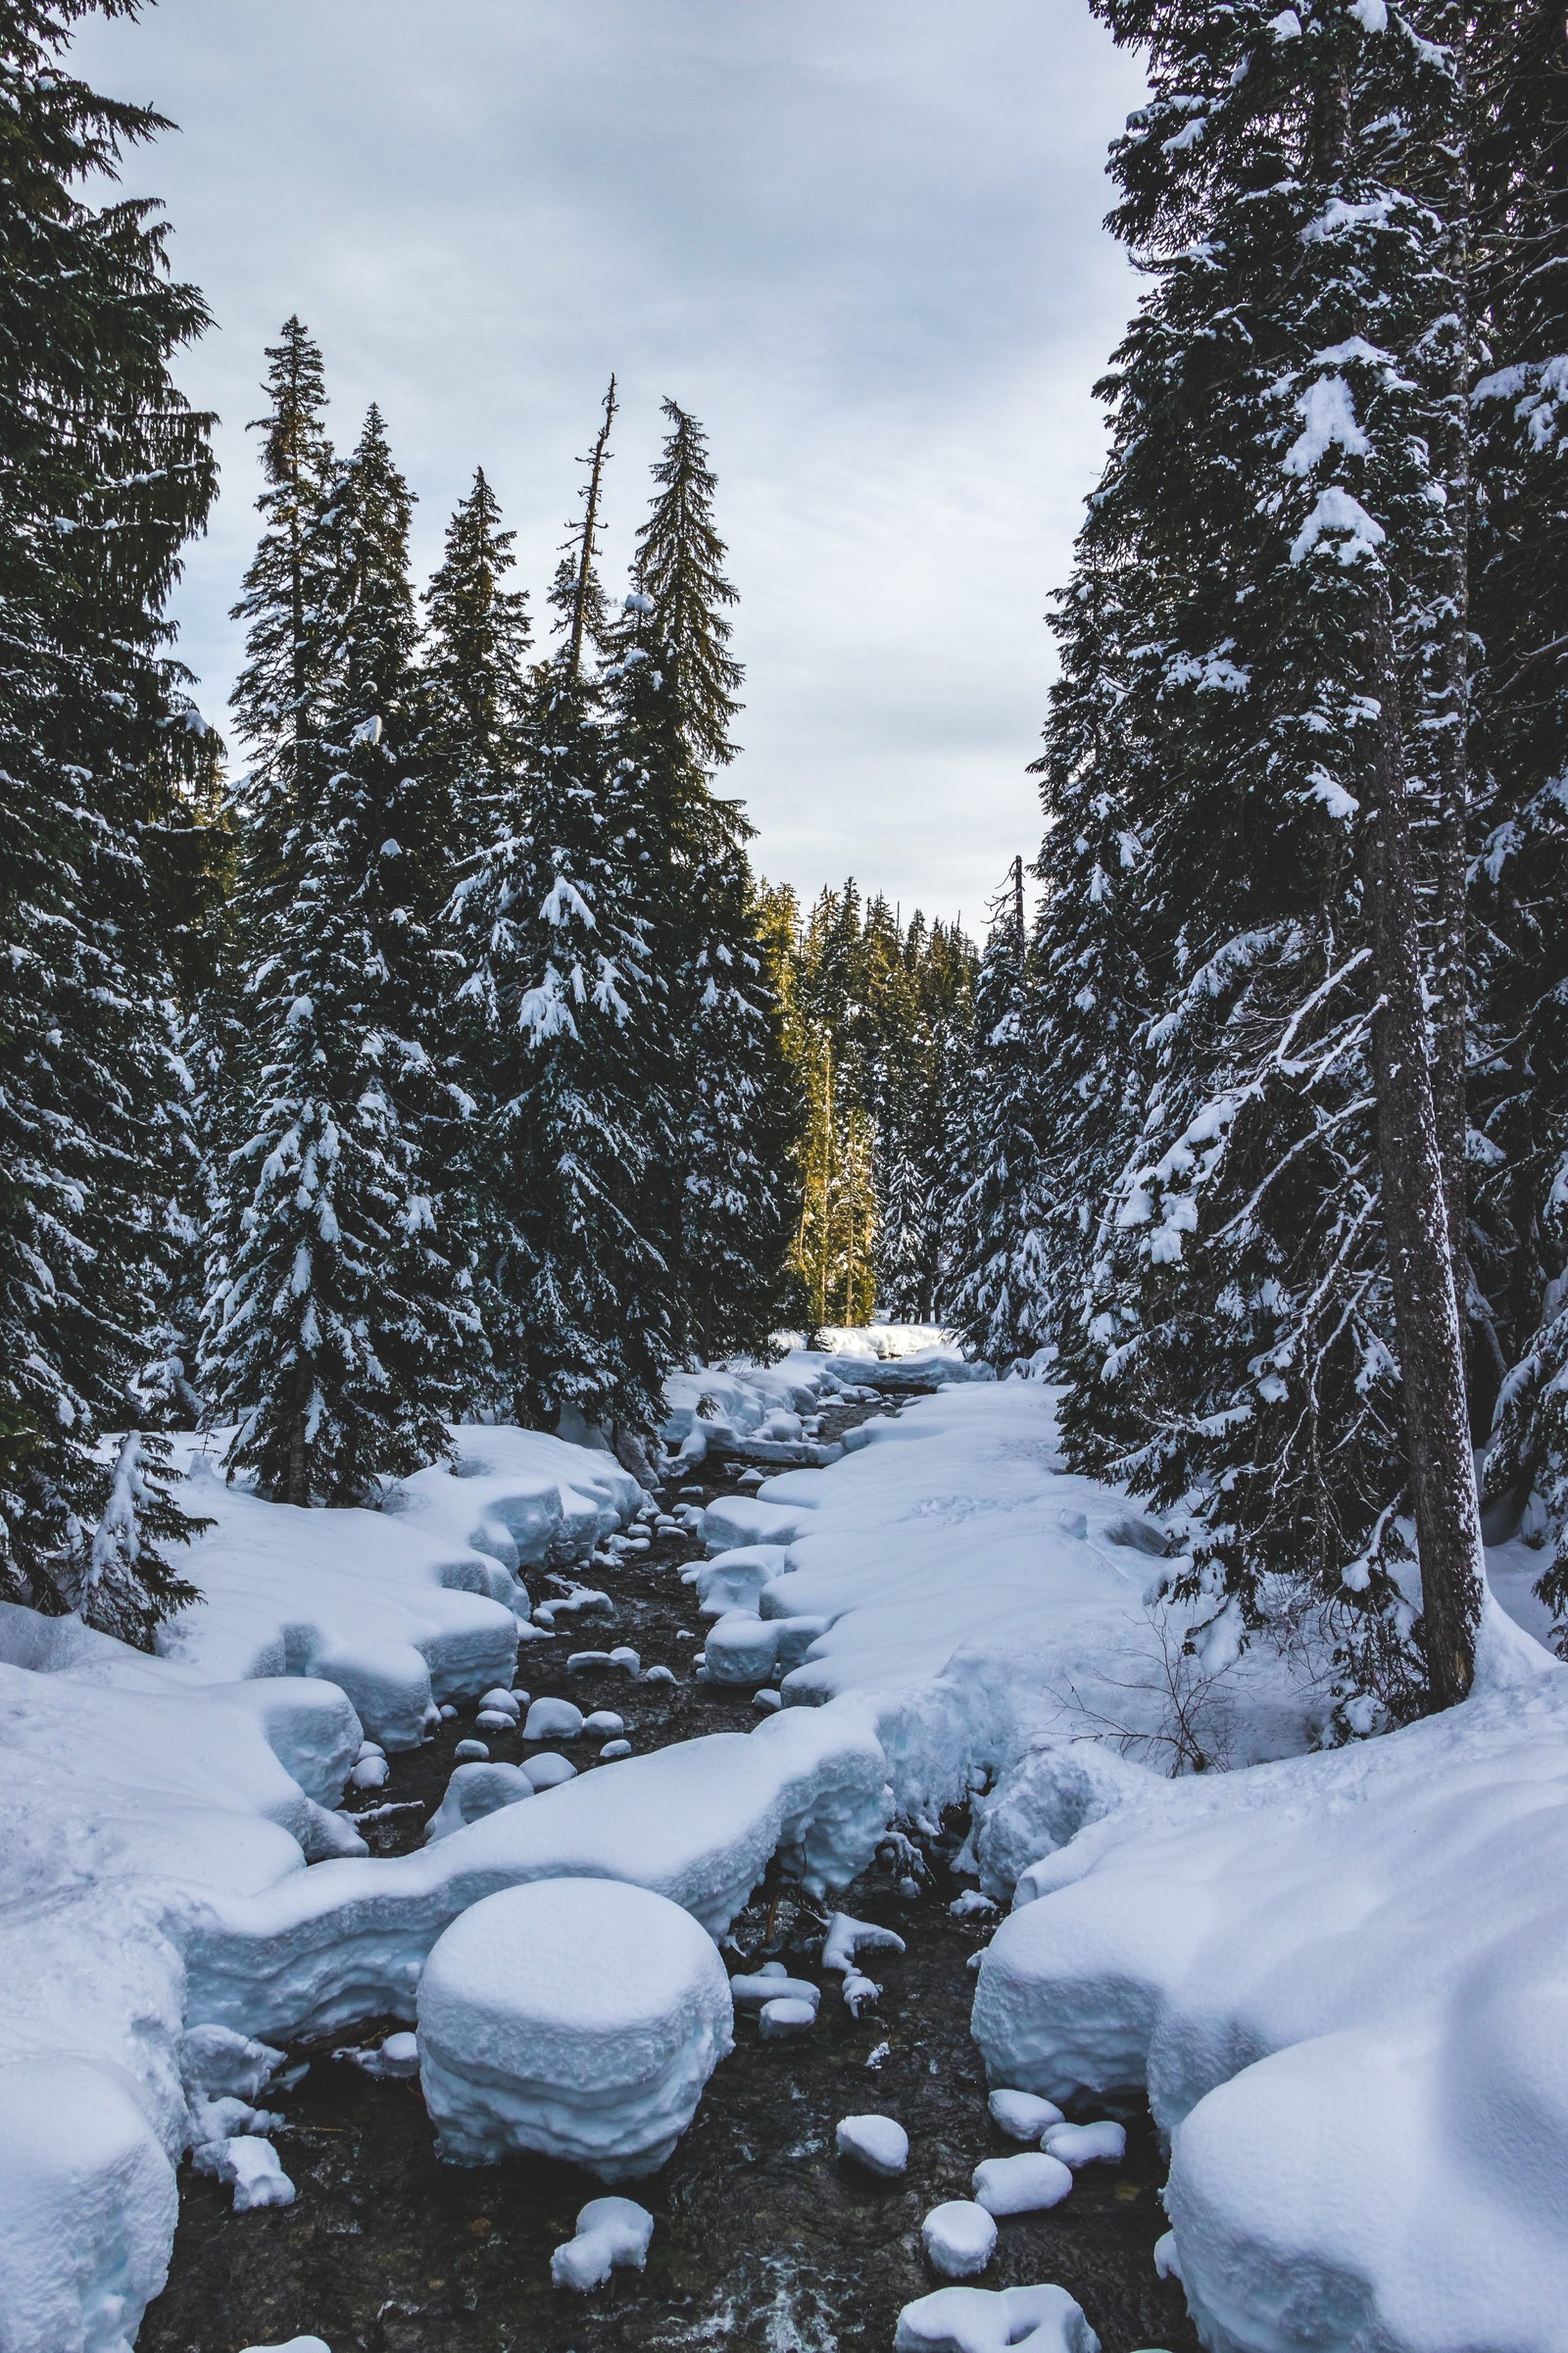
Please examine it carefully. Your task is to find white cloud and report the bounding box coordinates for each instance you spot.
[71,0,1144,925]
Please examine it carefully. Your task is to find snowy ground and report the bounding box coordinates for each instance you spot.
[2,1348,1565,2353]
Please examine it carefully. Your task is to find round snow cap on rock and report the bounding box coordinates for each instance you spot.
[972,2152,1073,2216]
[895,2283,1100,2353]
[417,1878,734,2177]
[523,1751,577,1790]
[524,1696,583,1741]
[987,2089,1063,2142]
[759,1996,815,2038]
[921,2200,997,2279]
[836,2113,908,2177]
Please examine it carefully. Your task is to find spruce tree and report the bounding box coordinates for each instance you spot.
[452,382,673,1439]
[0,0,217,1638]
[608,400,794,1361]
[949,860,1053,1367]
[1043,0,1484,1713]
[423,466,533,867]
[206,407,477,1501]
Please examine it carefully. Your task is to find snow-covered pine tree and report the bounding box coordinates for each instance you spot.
[0,0,218,1638]
[949,859,1053,1368]
[608,400,794,1362]
[229,317,337,895]
[452,381,673,1440]
[206,406,477,1502]
[1051,0,1484,1712]
[1470,2,1568,1645]
[422,466,533,869]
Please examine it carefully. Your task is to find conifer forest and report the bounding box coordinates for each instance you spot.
[8,8,1568,2353]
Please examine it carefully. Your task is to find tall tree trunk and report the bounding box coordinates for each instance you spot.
[1364,577,1485,1708]
[286,1411,309,1509]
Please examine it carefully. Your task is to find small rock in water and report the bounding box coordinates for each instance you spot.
[453,1738,489,1763]
[1043,2120,1126,2169]
[610,1644,642,1672]
[988,2088,1064,2142]
[479,1688,521,1717]
[758,1996,816,2039]
[836,2113,908,2178]
[523,1751,577,1789]
[949,1889,997,1919]
[971,2152,1073,2216]
[475,1709,515,1734]
[642,1661,675,1684]
[568,1650,616,1674]
[865,2040,891,2069]
[350,1753,390,1790]
[523,1696,583,1740]
[439,1702,458,1721]
[598,1739,632,1760]
[753,1689,782,1712]
[921,2200,997,2279]
[583,1709,624,1738]
[238,2339,332,2353]
[551,2195,656,2291]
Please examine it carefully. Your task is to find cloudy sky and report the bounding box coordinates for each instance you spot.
[72,0,1146,930]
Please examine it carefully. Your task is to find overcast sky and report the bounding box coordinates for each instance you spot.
[71,0,1145,931]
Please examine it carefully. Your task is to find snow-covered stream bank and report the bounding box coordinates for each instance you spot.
[4,1347,1568,2353]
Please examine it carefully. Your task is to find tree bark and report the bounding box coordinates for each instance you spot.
[1363,577,1484,1707]
[286,1411,309,1510]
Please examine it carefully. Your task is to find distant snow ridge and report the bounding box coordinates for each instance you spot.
[416,1879,733,2176]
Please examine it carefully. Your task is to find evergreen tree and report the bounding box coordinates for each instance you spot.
[423,466,533,867]
[949,860,1053,1367]
[206,407,477,1501]
[1041,0,1484,1713]
[452,382,672,1439]
[608,400,794,1361]
[229,317,337,893]
[0,0,217,1638]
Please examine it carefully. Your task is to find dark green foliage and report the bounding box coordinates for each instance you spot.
[0,0,216,1634]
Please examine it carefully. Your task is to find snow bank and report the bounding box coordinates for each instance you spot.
[182,1700,890,2040]
[698,1382,1318,1830]
[158,1450,518,1746]
[417,1879,733,2174]
[972,1631,1568,2353]
[390,1423,642,1577]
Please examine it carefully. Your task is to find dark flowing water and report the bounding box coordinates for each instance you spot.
[141,1393,1197,2353]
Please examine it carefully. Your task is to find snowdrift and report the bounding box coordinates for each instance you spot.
[972,1613,1568,2353]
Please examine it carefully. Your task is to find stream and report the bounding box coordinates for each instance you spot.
[140,1391,1197,2353]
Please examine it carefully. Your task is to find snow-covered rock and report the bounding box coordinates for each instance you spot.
[971,2152,1072,2216]
[522,1751,577,1790]
[551,2194,655,2290]
[416,1879,733,2176]
[523,1696,583,1740]
[921,2200,997,2279]
[758,1995,816,2038]
[836,2112,908,2177]
[191,2131,296,2211]
[424,1761,533,1842]
[729,1973,819,2010]
[1041,2121,1124,2169]
[895,2283,1100,2353]
[987,2089,1064,2142]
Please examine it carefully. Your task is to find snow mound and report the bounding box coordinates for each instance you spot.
[551,2194,655,2290]
[393,1423,641,1576]
[1041,2121,1123,2169]
[972,1659,1568,2353]
[922,2200,998,2278]
[895,2283,1100,2353]
[425,1761,533,1841]
[417,1879,733,2176]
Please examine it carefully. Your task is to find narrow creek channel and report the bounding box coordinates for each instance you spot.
[141,1389,1197,2353]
